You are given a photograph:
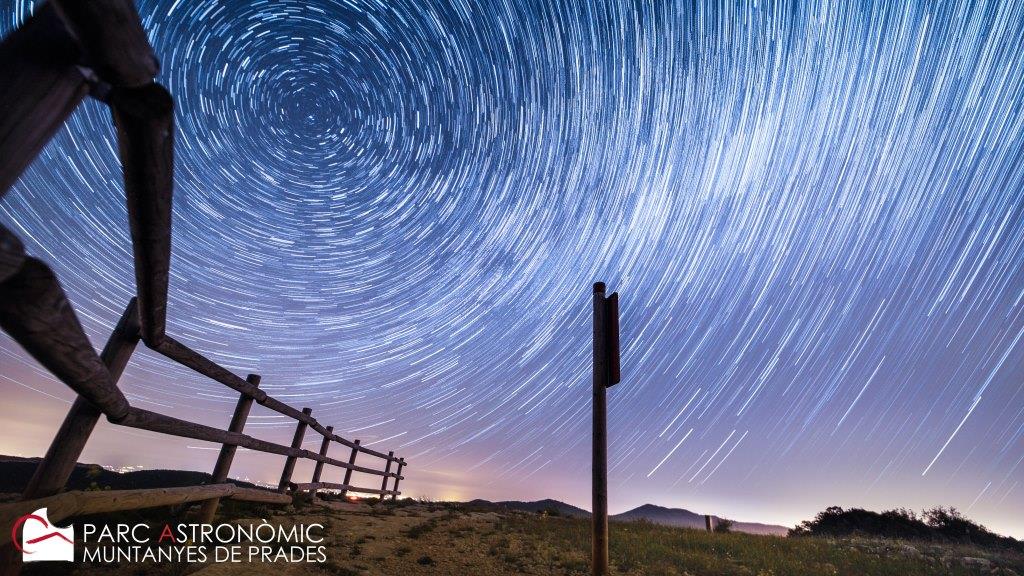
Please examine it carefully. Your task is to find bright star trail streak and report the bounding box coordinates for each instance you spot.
[2,0,1024,536]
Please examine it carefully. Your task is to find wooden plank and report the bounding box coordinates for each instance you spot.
[0,258,129,420]
[0,484,236,545]
[22,298,141,499]
[330,434,400,462]
[152,336,267,402]
[261,395,313,423]
[229,487,292,505]
[50,0,158,86]
[0,3,87,197]
[150,339,398,471]
[110,83,173,345]
[116,407,400,475]
[290,482,399,497]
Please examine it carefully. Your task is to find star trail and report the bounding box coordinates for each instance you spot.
[2,0,1024,536]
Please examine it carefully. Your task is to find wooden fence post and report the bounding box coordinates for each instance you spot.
[379,451,394,500]
[198,374,260,523]
[340,440,360,497]
[592,282,609,576]
[391,458,405,501]
[22,298,140,500]
[278,408,312,493]
[705,515,714,532]
[0,259,131,420]
[309,426,333,497]
[1,299,140,576]
[0,3,88,198]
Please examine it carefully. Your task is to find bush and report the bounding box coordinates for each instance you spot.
[790,505,1023,552]
[714,519,734,533]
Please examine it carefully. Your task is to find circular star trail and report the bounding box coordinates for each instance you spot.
[2,0,1023,533]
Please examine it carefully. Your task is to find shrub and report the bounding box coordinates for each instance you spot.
[714,519,735,533]
[790,505,1023,552]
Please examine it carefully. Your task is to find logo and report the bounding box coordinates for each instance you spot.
[11,508,75,562]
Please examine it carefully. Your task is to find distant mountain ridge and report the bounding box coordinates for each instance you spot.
[470,498,591,518]
[466,498,788,535]
[0,455,260,494]
[611,503,788,536]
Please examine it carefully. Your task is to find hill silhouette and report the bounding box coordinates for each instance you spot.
[463,498,787,535]
[0,455,260,493]
[611,503,789,536]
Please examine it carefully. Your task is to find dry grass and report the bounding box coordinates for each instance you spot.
[19,501,1024,576]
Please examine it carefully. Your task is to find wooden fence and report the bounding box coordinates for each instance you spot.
[0,1,406,570]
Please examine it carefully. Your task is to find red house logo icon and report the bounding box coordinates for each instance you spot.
[11,508,74,562]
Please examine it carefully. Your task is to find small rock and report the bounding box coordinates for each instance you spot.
[961,557,992,569]
[896,543,922,557]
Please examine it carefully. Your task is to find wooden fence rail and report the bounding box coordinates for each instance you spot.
[0,3,407,573]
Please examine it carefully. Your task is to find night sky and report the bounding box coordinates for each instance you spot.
[2,0,1024,537]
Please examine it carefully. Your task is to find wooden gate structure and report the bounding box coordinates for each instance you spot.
[0,1,406,572]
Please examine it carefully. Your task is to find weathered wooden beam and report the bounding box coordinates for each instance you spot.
[116,407,399,477]
[0,483,292,546]
[391,458,405,501]
[278,408,312,492]
[261,395,315,423]
[110,83,173,345]
[0,3,88,198]
[0,258,130,420]
[340,439,360,498]
[199,374,260,523]
[50,0,158,87]
[0,225,26,284]
[229,487,292,505]
[23,298,141,500]
[329,434,400,462]
[379,451,394,497]
[152,336,268,402]
[290,482,398,496]
[150,338,398,470]
[310,426,333,489]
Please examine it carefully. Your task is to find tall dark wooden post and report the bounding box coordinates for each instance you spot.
[278,407,312,492]
[340,440,360,497]
[391,458,405,501]
[310,425,334,496]
[592,282,620,576]
[22,298,140,499]
[199,374,260,522]
[592,282,609,576]
[379,451,394,500]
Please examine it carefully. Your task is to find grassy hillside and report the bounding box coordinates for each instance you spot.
[21,500,1024,576]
